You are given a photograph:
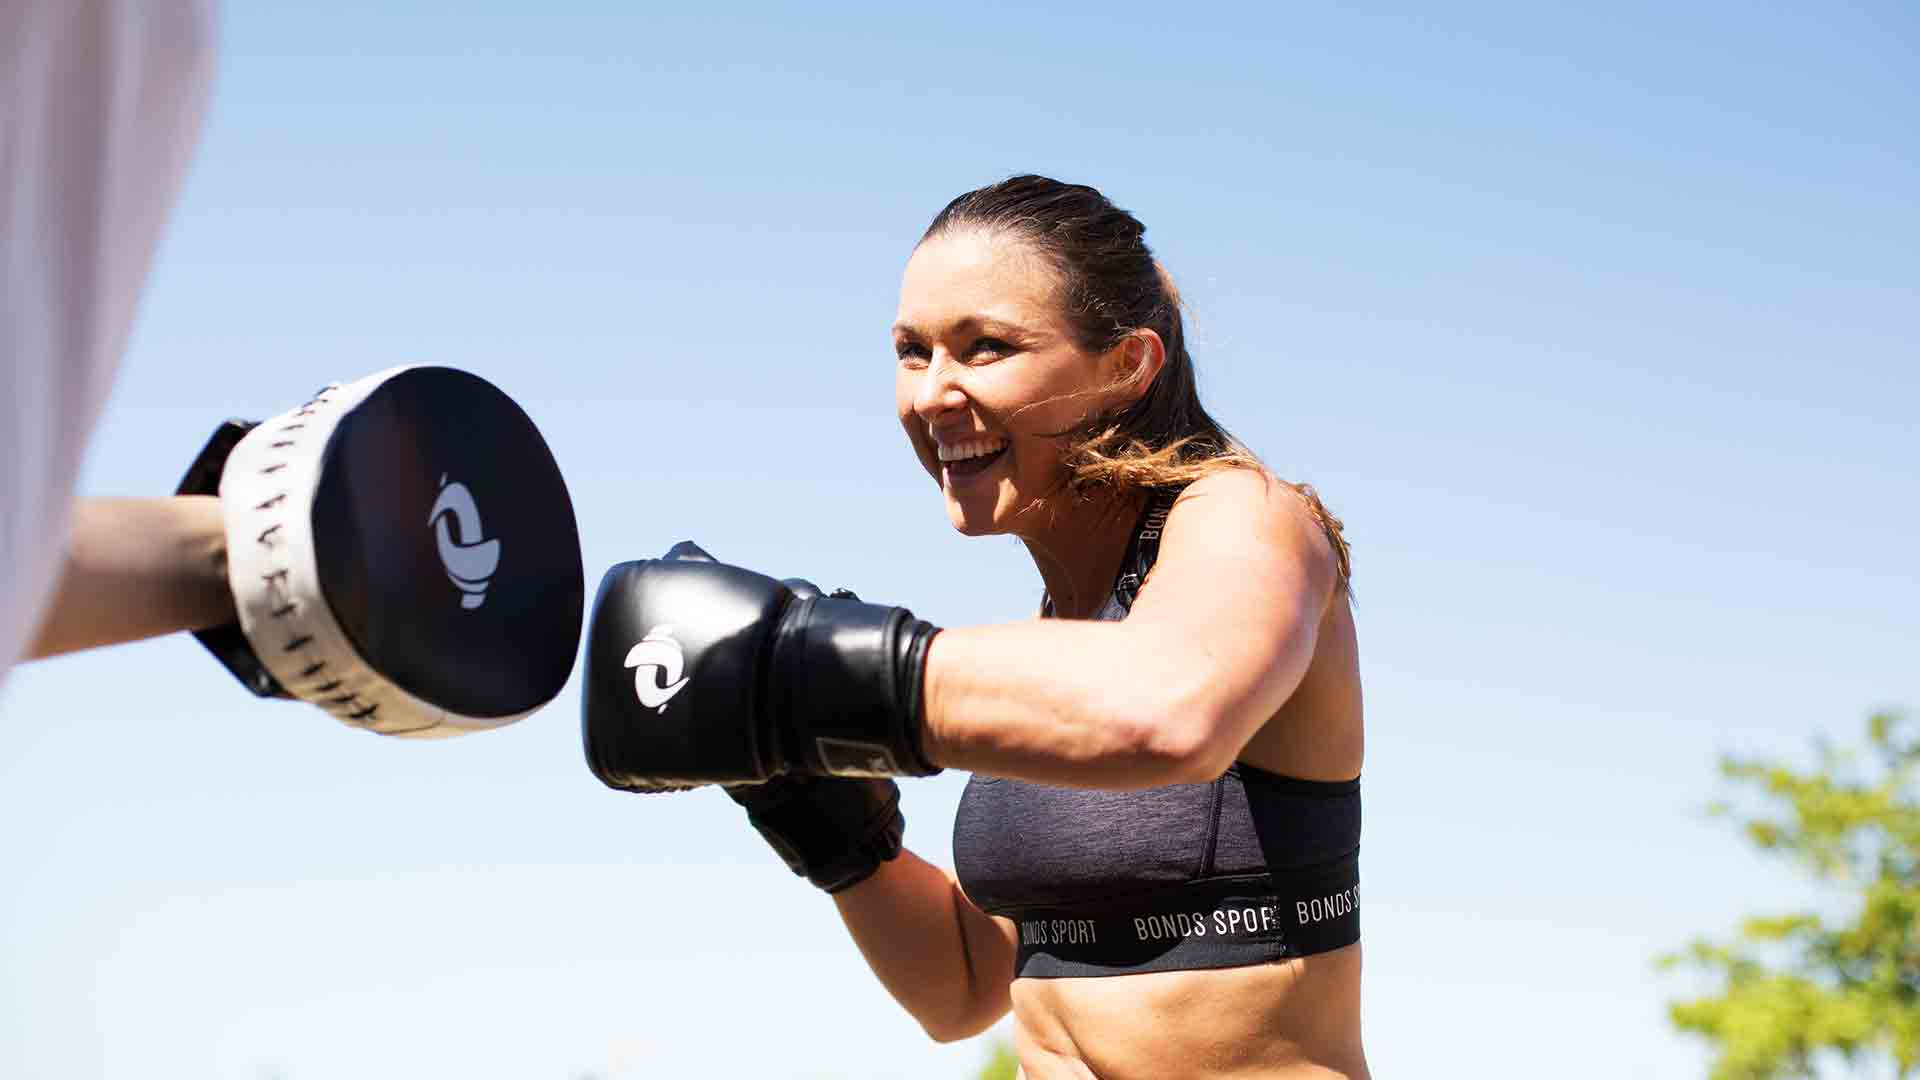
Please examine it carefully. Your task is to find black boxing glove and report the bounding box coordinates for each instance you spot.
[725,774,905,893]
[581,541,941,792]
[722,577,907,892]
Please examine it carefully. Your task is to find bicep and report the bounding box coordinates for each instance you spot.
[1123,473,1339,746]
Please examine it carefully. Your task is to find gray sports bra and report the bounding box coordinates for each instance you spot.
[952,490,1361,978]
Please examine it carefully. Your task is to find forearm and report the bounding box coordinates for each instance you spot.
[27,497,233,659]
[921,619,1238,789]
[833,849,1012,1043]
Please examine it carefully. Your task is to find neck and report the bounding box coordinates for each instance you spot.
[1017,487,1146,620]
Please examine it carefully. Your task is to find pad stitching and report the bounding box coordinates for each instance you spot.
[247,382,383,732]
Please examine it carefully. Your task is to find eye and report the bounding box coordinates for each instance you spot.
[895,341,930,368]
[969,337,1015,360]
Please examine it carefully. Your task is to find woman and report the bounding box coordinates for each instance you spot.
[581,174,1364,1078]
[856,176,1365,1079]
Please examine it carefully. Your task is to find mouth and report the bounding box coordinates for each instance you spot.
[936,436,1009,485]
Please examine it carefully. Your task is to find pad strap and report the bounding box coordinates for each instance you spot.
[175,418,287,698]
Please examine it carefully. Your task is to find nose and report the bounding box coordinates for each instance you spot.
[910,352,968,425]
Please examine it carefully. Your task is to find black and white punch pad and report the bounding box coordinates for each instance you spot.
[179,366,585,737]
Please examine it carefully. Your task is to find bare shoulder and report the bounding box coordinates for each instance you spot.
[1137,468,1345,622]
[1167,469,1340,571]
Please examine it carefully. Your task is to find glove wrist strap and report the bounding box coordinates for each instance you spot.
[774,598,942,778]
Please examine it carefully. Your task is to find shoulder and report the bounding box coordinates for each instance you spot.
[1137,469,1345,618]
[1124,469,1346,684]
[1171,469,1339,562]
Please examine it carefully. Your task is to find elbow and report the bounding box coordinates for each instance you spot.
[1106,636,1248,786]
[912,962,1008,1044]
[1123,696,1241,787]
[917,1003,1001,1045]
[1147,723,1239,786]
[919,1018,981,1045]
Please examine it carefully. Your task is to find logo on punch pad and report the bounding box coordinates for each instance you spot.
[428,474,501,610]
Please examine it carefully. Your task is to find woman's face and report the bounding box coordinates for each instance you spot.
[894,229,1117,536]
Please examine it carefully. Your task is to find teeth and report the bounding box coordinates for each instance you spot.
[936,437,1008,463]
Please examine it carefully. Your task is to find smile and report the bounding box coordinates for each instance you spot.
[936,436,1009,481]
[937,436,1007,463]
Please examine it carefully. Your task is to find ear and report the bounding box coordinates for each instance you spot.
[1103,330,1167,403]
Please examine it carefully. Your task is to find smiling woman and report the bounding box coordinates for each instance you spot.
[870,177,1367,1079]
[581,175,1366,1080]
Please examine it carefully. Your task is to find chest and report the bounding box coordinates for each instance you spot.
[953,766,1359,914]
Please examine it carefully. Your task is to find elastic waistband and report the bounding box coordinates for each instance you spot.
[1004,864,1360,979]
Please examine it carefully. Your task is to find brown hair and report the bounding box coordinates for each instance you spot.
[921,175,1351,585]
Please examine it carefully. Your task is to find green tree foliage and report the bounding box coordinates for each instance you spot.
[974,1039,1020,1080]
[1663,711,1919,1079]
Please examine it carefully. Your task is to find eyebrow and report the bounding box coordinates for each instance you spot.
[891,316,1030,338]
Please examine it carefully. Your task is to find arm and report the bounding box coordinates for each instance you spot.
[833,849,1016,1043]
[25,496,234,659]
[922,470,1341,790]
[586,566,1014,1038]
[581,472,1339,790]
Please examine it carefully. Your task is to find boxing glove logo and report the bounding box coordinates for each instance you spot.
[428,474,502,610]
[624,627,691,712]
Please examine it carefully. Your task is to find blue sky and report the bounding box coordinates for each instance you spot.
[3,3,1916,1077]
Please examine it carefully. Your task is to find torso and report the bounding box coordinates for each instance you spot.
[960,484,1368,1079]
[1010,940,1366,1079]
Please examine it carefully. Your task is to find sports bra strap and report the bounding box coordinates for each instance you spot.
[1113,488,1180,611]
[1042,488,1183,619]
